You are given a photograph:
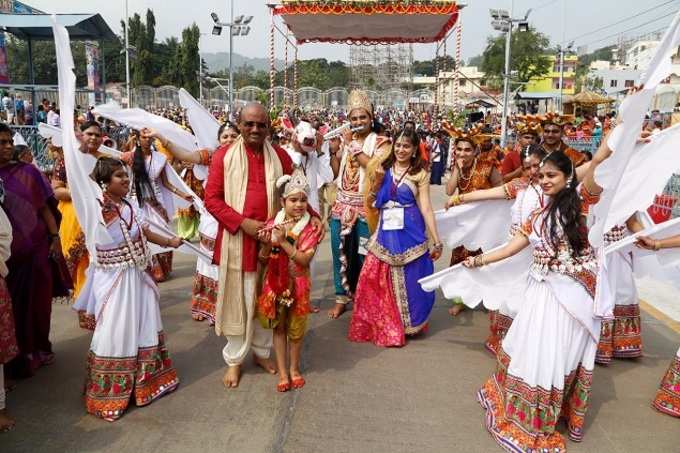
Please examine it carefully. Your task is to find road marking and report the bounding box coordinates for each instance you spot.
[640,299,680,334]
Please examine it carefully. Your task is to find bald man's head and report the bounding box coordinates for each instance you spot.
[239,102,270,150]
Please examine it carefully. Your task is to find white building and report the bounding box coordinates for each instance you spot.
[588,60,612,71]
[590,68,643,96]
[436,66,498,109]
[626,40,660,70]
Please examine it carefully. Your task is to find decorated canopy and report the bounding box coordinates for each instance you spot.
[273,0,460,45]
[569,90,615,106]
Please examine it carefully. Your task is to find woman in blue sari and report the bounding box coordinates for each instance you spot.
[349,129,442,347]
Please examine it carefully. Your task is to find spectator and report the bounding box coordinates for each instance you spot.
[14,96,24,126]
[0,123,61,378]
[36,105,47,124]
[2,94,12,124]
[47,104,60,127]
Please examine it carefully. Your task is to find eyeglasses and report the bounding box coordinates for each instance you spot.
[242,121,267,130]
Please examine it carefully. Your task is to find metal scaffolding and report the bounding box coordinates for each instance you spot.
[349,44,413,93]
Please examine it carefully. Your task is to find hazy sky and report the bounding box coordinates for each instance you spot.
[27,0,680,63]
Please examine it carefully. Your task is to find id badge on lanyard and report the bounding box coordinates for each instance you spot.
[382,206,404,230]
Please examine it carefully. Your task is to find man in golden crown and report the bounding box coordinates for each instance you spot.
[326,89,391,319]
[204,102,323,388]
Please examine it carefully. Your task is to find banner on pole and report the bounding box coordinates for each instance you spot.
[0,34,10,84]
[85,41,101,104]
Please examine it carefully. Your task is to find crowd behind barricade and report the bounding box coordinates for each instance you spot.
[1,88,680,453]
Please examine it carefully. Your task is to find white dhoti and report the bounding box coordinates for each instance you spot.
[222,271,272,366]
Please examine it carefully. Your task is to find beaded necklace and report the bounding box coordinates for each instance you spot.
[457,157,478,192]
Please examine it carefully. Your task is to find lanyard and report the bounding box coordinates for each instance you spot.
[391,165,411,198]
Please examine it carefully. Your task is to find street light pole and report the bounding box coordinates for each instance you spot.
[211,8,252,114]
[500,13,512,148]
[124,0,131,107]
[558,47,565,111]
[229,0,234,111]
[491,3,530,147]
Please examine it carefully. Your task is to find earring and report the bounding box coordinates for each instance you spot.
[101,182,108,191]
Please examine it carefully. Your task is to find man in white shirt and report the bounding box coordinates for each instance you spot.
[47,104,60,127]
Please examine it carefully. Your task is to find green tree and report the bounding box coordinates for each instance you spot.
[481,27,551,88]
[178,24,200,96]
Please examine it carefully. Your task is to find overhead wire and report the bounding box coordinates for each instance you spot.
[579,10,678,48]
[569,0,679,42]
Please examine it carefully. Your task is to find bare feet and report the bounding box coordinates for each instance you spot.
[0,409,15,433]
[328,302,347,319]
[222,365,241,388]
[253,355,277,374]
[448,303,465,317]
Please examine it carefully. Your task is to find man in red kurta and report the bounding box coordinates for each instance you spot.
[205,103,321,388]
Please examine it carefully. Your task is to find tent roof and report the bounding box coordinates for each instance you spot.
[466,99,497,108]
[273,1,459,44]
[0,13,117,41]
[516,92,561,100]
[570,90,614,105]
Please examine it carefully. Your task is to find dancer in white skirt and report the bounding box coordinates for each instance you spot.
[120,129,193,283]
[75,157,182,422]
[149,123,240,324]
[634,232,680,418]
[447,144,547,355]
[462,147,609,452]
[595,221,641,365]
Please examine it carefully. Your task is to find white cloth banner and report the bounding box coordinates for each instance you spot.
[434,200,513,251]
[94,102,198,153]
[419,243,532,311]
[38,123,121,160]
[52,17,111,261]
[589,11,680,246]
[604,216,680,268]
[178,88,220,181]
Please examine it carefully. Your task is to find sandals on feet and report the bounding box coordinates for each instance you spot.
[277,381,291,393]
[291,377,306,390]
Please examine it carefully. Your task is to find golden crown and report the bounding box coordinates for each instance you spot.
[348,89,373,117]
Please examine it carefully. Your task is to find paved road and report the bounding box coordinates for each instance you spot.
[4,186,680,452]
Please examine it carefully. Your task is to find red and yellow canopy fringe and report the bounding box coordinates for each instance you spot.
[273,1,460,45]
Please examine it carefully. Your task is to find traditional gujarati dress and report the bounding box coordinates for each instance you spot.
[654,346,680,418]
[257,215,320,340]
[176,165,204,241]
[123,149,174,282]
[52,155,89,298]
[191,149,219,323]
[478,185,601,452]
[1,162,56,378]
[595,225,641,365]
[485,177,544,356]
[349,168,434,347]
[74,197,178,422]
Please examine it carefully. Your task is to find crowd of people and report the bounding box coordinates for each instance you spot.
[0,81,679,453]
